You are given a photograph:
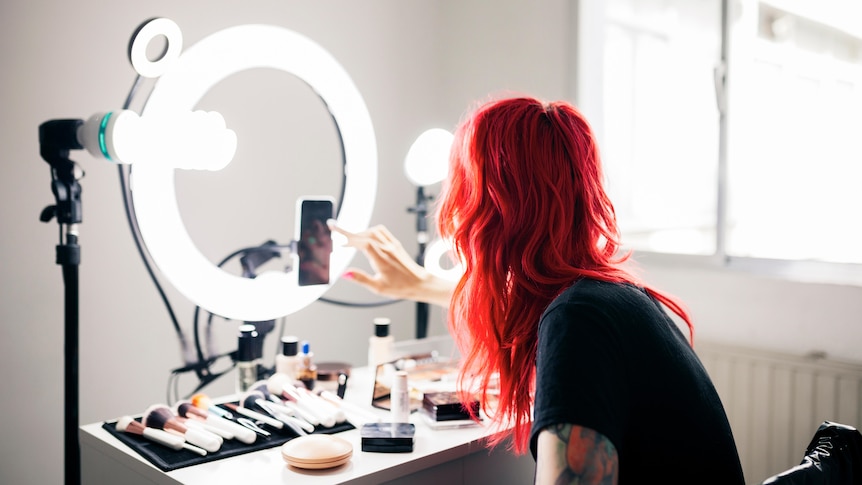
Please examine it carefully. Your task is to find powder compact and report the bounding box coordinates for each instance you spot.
[360,422,416,453]
[280,434,353,469]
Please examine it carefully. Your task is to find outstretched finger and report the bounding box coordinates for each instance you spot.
[327,220,369,249]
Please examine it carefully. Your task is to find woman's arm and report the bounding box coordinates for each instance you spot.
[535,423,619,485]
[328,221,454,307]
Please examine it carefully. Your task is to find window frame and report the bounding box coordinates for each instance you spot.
[572,0,862,287]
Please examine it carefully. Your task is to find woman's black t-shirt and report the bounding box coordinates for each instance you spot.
[529,278,745,484]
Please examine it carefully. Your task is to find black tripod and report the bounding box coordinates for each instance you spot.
[39,119,87,485]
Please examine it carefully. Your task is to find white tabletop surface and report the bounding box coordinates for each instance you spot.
[81,363,510,485]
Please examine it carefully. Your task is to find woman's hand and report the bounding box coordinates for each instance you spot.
[327,221,454,307]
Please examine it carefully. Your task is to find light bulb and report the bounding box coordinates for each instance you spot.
[76,110,237,171]
[404,128,453,186]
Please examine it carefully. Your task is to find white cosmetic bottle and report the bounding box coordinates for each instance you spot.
[368,317,394,369]
[390,370,410,423]
[275,335,300,380]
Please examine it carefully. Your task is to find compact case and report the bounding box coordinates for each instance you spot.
[281,434,353,469]
[421,391,479,421]
[360,422,416,453]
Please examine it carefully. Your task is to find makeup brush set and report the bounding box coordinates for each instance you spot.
[105,375,356,472]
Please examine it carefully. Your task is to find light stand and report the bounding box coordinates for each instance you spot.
[407,185,432,339]
[38,119,86,485]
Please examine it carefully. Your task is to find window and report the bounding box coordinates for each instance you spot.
[580,0,862,278]
[728,0,862,264]
[600,0,721,256]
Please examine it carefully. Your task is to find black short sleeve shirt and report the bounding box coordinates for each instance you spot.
[529,279,745,484]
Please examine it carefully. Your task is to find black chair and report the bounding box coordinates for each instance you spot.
[761,421,862,484]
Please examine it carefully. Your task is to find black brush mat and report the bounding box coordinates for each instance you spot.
[102,402,355,472]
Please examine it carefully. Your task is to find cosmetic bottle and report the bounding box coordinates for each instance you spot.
[236,324,260,393]
[390,370,410,423]
[368,317,395,369]
[275,335,300,380]
[296,341,318,390]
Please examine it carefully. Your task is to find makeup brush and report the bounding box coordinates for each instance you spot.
[315,388,382,424]
[240,390,313,435]
[143,404,223,453]
[268,373,339,427]
[175,400,256,445]
[223,402,283,430]
[267,392,321,427]
[249,380,272,396]
[177,415,233,440]
[115,416,207,456]
[239,391,290,429]
[295,385,346,424]
[190,393,233,419]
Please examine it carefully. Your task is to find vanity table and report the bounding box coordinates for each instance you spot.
[80,359,535,484]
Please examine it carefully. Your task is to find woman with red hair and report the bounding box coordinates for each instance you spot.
[332,96,744,484]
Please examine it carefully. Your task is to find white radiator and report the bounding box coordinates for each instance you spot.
[697,341,862,484]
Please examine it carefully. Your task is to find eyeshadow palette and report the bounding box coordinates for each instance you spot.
[421,391,479,421]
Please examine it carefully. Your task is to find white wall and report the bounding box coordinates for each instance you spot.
[1,2,448,483]
[1,1,860,484]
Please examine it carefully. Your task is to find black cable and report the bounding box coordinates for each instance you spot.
[181,240,402,398]
[188,241,293,387]
[117,168,188,346]
[166,371,177,404]
[273,315,287,361]
[121,74,143,111]
[192,242,293,357]
[116,75,191,361]
[122,71,392,395]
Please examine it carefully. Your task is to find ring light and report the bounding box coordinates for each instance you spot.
[404,128,453,187]
[131,22,378,321]
[128,17,183,78]
[423,238,464,282]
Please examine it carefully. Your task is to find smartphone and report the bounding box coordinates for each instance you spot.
[296,197,335,286]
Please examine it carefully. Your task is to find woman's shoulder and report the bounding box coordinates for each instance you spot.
[550,278,642,308]
[540,278,652,329]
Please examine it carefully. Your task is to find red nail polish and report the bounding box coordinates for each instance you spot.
[342,271,354,280]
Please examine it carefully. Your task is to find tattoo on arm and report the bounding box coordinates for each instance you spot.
[545,423,619,485]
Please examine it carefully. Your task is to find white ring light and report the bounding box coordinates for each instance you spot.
[131,24,378,321]
[424,238,464,283]
[128,18,183,78]
[404,128,453,187]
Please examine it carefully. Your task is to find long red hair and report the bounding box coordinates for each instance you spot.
[436,96,693,453]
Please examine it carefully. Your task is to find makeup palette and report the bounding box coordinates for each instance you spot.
[360,422,416,453]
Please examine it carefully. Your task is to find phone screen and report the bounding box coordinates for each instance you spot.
[297,198,334,286]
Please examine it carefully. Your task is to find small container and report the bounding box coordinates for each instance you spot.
[390,370,410,423]
[315,362,352,392]
[296,341,318,390]
[368,317,395,369]
[236,324,260,393]
[421,391,480,421]
[275,335,300,379]
[281,434,353,469]
[360,422,415,453]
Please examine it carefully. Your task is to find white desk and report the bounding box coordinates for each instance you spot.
[81,365,535,484]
